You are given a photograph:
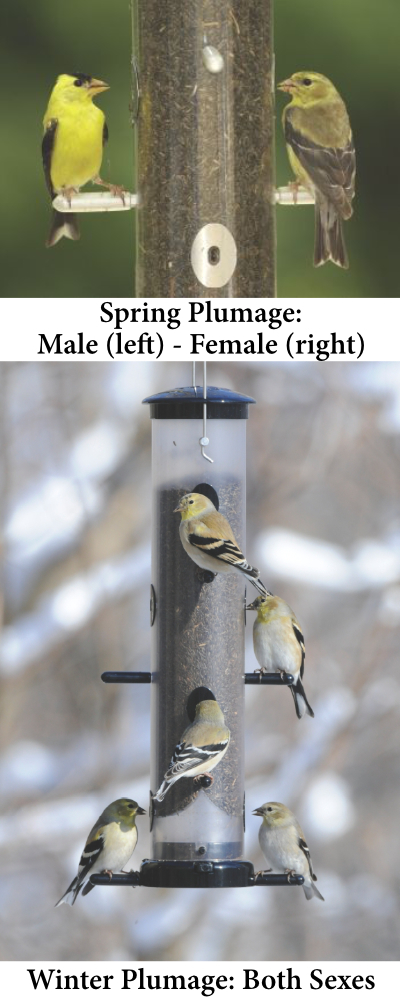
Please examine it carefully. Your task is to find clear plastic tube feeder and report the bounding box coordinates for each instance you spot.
[141,386,254,887]
[96,383,305,893]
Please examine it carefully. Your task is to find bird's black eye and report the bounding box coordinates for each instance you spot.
[127,802,134,808]
[302,78,312,86]
[189,499,194,504]
[267,806,272,812]
[74,79,83,87]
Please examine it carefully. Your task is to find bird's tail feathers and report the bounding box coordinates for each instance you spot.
[291,678,314,719]
[55,875,82,907]
[304,880,324,901]
[153,780,171,803]
[46,210,80,248]
[314,200,348,269]
[243,568,269,596]
[239,560,259,580]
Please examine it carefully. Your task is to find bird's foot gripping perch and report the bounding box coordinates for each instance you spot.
[287,180,302,205]
[61,186,79,206]
[94,176,126,205]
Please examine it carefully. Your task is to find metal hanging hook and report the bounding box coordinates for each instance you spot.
[200,361,214,463]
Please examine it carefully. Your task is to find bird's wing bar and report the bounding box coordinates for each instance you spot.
[77,834,105,876]
[285,116,355,218]
[292,622,305,678]
[188,533,245,565]
[42,118,58,196]
[298,836,317,881]
[165,740,228,779]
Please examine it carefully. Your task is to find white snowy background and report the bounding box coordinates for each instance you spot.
[0,361,399,960]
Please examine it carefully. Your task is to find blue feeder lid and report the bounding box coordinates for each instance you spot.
[142,386,256,419]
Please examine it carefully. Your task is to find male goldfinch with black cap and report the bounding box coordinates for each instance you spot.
[42,72,121,247]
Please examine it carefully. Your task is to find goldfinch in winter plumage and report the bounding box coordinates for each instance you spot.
[278,71,355,268]
[253,801,324,901]
[246,594,314,720]
[55,797,145,906]
[42,72,121,247]
[175,492,267,595]
[153,688,230,803]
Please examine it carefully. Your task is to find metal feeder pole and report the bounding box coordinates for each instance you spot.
[132,0,275,296]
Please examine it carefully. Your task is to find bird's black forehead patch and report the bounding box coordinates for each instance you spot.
[71,72,92,84]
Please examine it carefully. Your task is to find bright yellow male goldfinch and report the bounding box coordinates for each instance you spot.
[278,72,356,268]
[42,73,110,247]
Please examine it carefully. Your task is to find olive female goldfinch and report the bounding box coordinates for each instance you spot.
[278,71,356,268]
[42,72,112,247]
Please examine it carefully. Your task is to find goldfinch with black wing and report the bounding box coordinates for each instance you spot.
[153,688,230,803]
[55,797,145,906]
[247,594,314,719]
[253,801,324,901]
[175,492,267,595]
[278,71,355,268]
[42,72,116,247]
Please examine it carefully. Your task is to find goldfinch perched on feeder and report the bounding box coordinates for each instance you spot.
[175,492,267,595]
[42,72,121,247]
[246,594,314,720]
[153,688,230,803]
[253,801,324,901]
[55,798,145,906]
[278,71,355,268]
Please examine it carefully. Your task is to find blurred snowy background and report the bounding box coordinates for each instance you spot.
[1,360,400,961]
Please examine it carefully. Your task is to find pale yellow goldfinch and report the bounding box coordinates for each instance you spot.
[153,688,230,803]
[253,801,324,901]
[55,797,145,906]
[246,594,314,719]
[175,492,267,595]
[42,72,120,247]
[278,71,356,268]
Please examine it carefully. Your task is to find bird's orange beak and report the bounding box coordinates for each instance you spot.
[173,502,184,513]
[89,78,110,94]
[277,78,295,93]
